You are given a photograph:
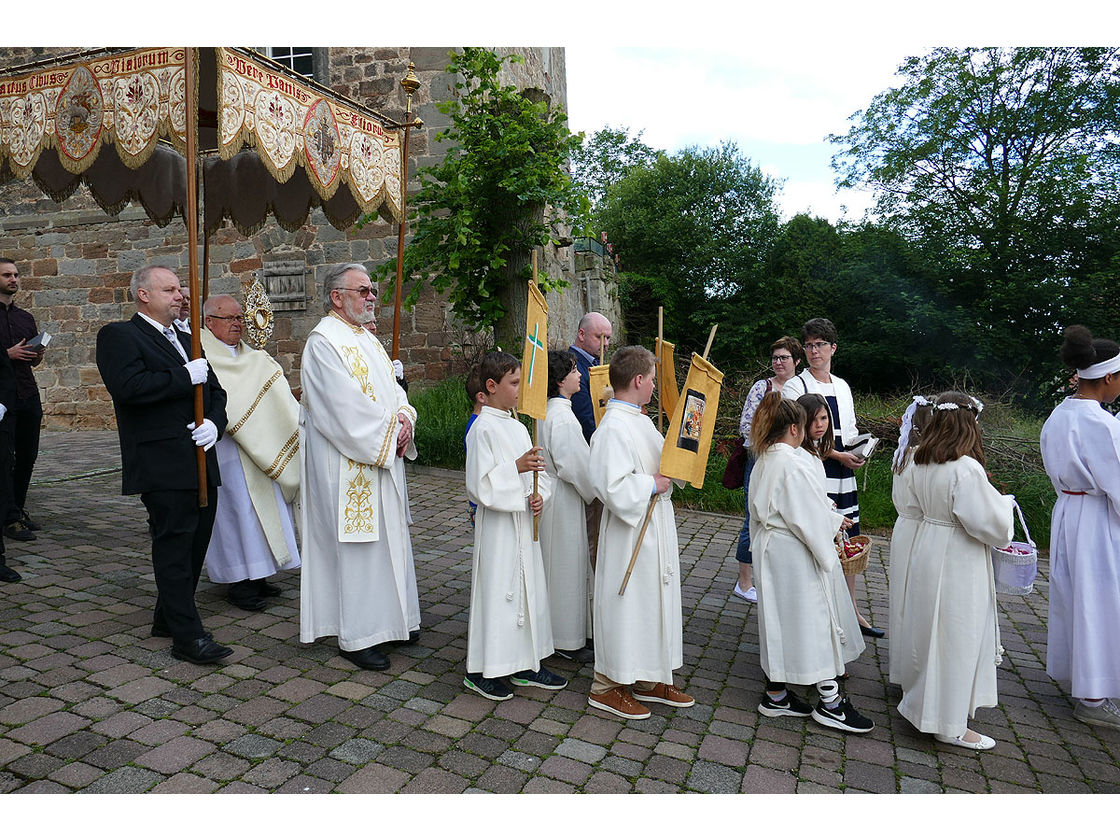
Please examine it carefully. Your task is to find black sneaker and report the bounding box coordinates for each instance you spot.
[758,690,813,718]
[509,667,568,690]
[811,697,875,733]
[464,673,513,701]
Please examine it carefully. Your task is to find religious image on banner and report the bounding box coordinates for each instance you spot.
[660,353,724,489]
[589,364,612,427]
[658,339,679,422]
[517,280,549,420]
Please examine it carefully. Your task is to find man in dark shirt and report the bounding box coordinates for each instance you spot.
[0,258,44,543]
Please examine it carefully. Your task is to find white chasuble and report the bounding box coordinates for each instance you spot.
[589,402,683,686]
[540,397,597,650]
[749,443,861,684]
[465,406,554,677]
[298,313,419,651]
[895,456,1014,738]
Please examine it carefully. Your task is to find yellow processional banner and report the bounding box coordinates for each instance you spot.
[658,339,679,422]
[516,281,549,420]
[660,353,724,489]
[589,364,612,427]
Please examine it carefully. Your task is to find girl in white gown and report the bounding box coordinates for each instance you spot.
[1040,326,1120,731]
[749,392,873,734]
[895,392,1014,750]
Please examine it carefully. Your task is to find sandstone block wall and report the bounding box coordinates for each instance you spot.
[0,47,622,429]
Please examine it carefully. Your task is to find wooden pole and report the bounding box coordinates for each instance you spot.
[702,323,718,360]
[657,306,664,433]
[531,250,540,541]
[392,63,420,361]
[184,48,207,508]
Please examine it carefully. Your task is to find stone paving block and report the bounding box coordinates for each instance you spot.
[79,766,163,794]
[150,773,221,793]
[400,766,471,793]
[0,696,65,725]
[48,760,103,790]
[330,738,385,765]
[135,736,217,774]
[336,762,410,793]
[555,737,607,764]
[522,775,578,793]
[242,757,301,789]
[843,759,898,793]
[275,774,337,794]
[8,711,90,746]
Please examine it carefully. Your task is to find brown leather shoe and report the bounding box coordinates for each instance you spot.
[633,682,695,708]
[588,687,650,720]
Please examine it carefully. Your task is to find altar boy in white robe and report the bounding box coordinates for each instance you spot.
[464,351,566,701]
[298,264,420,672]
[587,346,695,721]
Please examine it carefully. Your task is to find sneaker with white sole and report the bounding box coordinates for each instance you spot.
[1074,698,1120,731]
[758,690,813,718]
[732,583,758,603]
[509,667,567,690]
[811,697,874,733]
[464,673,513,701]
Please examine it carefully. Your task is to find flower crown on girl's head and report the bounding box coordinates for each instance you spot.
[934,397,984,414]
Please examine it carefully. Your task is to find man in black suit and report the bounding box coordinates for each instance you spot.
[96,265,230,664]
[0,332,19,583]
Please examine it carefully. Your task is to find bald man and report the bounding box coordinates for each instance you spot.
[568,312,612,443]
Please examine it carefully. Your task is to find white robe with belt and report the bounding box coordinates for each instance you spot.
[540,397,596,651]
[1041,398,1120,699]
[895,456,1014,737]
[589,401,682,686]
[749,443,861,684]
[465,405,554,677]
[298,314,419,651]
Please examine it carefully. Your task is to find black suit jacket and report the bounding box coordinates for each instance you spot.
[569,344,597,443]
[0,342,17,412]
[96,314,227,495]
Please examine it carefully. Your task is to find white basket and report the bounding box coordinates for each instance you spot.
[991,503,1037,596]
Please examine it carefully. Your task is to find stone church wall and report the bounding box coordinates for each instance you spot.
[0,47,621,429]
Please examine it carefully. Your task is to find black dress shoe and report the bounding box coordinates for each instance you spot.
[0,562,21,583]
[227,594,267,612]
[4,521,35,541]
[555,646,595,665]
[171,637,233,664]
[408,629,420,644]
[257,580,283,598]
[339,646,390,671]
[860,624,886,639]
[20,510,41,531]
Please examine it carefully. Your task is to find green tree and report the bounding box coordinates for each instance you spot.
[569,125,658,234]
[830,48,1120,387]
[363,48,585,349]
[598,141,782,363]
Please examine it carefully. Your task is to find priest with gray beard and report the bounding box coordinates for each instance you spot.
[298,263,420,671]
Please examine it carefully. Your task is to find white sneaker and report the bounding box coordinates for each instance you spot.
[1074,698,1120,731]
[732,583,757,603]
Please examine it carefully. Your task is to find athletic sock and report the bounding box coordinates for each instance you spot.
[817,679,840,709]
[1081,699,1106,708]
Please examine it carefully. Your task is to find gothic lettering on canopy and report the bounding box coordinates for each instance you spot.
[0,47,187,177]
[216,48,401,219]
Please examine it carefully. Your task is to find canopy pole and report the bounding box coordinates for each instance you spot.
[392,62,421,361]
[185,48,207,507]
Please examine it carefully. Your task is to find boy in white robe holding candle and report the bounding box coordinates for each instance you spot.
[464,351,566,701]
[540,350,596,664]
[587,346,695,720]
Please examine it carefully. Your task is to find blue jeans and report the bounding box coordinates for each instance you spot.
[735,451,756,565]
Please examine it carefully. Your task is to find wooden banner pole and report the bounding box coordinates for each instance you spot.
[702,323,718,360]
[531,249,541,541]
[392,63,421,361]
[657,306,664,433]
[184,48,207,508]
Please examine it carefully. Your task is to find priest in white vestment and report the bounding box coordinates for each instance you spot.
[200,296,301,611]
[298,264,419,672]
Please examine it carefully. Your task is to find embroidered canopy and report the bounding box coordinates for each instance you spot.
[0,47,403,234]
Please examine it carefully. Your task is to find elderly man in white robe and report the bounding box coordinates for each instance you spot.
[200,295,301,611]
[298,263,419,671]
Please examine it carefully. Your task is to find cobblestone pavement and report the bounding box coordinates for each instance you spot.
[1,430,1118,795]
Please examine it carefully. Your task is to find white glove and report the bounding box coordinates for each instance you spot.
[392,359,404,380]
[0,404,6,422]
[184,357,209,385]
[188,418,218,450]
